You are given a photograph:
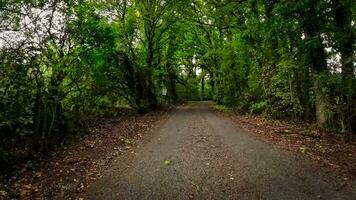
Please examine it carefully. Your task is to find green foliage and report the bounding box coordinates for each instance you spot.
[176,79,200,101]
[184,0,355,133]
[0,0,355,170]
[214,105,232,113]
[250,101,268,115]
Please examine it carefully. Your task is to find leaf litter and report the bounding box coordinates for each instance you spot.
[0,108,171,200]
[216,109,356,181]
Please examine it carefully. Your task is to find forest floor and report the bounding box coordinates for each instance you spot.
[0,108,171,199]
[216,105,356,182]
[1,101,356,199]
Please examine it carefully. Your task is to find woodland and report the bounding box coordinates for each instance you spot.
[0,0,355,171]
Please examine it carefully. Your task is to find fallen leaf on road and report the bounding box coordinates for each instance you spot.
[164,159,172,165]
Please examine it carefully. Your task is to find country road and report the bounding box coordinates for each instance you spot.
[84,102,356,200]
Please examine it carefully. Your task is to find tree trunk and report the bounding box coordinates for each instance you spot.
[334,0,354,139]
[168,72,177,103]
[146,38,158,109]
[201,76,205,100]
[302,2,330,127]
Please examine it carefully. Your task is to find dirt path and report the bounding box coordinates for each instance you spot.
[84,102,356,200]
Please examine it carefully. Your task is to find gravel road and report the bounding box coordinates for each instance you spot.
[84,102,356,200]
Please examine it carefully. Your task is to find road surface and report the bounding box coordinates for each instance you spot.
[85,102,356,200]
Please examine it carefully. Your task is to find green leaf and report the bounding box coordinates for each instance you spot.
[164,159,172,165]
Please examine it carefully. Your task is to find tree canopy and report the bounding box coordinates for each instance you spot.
[0,0,355,166]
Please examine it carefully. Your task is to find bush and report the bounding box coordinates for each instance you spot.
[250,101,267,114]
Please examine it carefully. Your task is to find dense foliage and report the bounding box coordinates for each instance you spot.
[0,0,355,168]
